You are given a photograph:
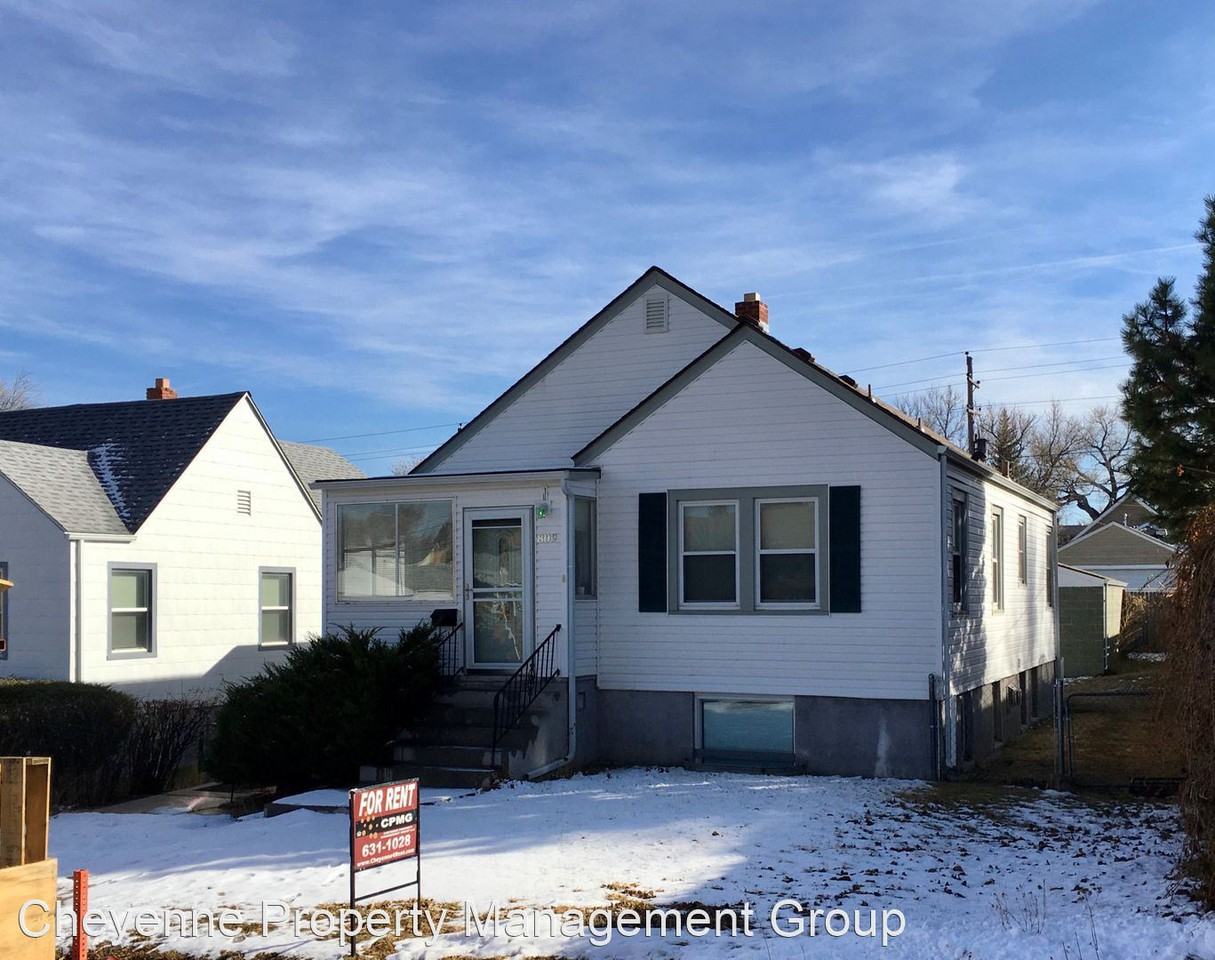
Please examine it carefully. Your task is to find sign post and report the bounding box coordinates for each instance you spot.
[348,778,421,956]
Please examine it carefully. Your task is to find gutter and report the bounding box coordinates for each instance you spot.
[527,479,580,779]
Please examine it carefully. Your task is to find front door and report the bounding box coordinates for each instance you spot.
[464,508,533,669]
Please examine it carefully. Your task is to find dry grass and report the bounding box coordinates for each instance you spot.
[965,658,1182,789]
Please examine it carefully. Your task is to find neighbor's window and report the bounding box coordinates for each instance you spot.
[337,500,453,599]
[701,698,794,761]
[1017,516,1028,584]
[110,567,153,655]
[0,561,8,659]
[574,498,597,599]
[991,508,1004,610]
[950,496,968,610]
[679,501,738,607]
[260,570,294,646]
[755,498,818,607]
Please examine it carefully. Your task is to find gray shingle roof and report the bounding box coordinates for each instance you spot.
[278,441,365,509]
[0,393,245,532]
[0,440,128,536]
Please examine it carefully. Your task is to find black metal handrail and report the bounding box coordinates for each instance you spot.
[432,621,466,678]
[490,625,561,770]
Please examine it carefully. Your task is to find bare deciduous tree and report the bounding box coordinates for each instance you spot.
[901,385,967,445]
[390,457,422,476]
[1067,405,1133,519]
[0,373,34,412]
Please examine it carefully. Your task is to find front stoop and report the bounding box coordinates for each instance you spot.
[361,675,561,788]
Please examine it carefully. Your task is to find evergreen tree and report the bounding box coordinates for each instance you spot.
[1121,196,1215,533]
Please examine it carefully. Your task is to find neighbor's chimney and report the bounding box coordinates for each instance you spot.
[735,291,769,333]
[146,377,178,400]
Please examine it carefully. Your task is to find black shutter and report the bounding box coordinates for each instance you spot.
[638,492,668,612]
[829,486,861,613]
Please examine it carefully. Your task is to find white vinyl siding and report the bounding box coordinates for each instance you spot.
[589,338,943,701]
[76,398,322,695]
[425,284,728,472]
[946,465,1057,696]
[0,475,71,680]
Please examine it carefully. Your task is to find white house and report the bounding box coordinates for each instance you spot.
[315,268,1059,783]
[0,378,362,697]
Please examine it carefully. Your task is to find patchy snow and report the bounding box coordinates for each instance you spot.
[48,769,1211,958]
[88,441,131,525]
[276,787,473,810]
[1128,652,1168,662]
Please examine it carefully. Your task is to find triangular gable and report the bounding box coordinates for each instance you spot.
[1091,492,1158,528]
[1059,520,1176,557]
[410,266,738,474]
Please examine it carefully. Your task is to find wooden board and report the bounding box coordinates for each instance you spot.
[0,758,51,868]
[0,858,57,960]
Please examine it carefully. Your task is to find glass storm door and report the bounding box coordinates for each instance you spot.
[464,509,532,668]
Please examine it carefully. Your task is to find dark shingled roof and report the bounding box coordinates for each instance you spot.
[0,393,246,532]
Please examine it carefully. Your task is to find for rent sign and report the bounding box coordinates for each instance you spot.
[350,779,420,872]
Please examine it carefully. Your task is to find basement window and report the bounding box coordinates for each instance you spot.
[644,297,669,333]
[699,697,794,763]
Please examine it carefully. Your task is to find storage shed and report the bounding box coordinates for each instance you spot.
[1059,563,1125,678]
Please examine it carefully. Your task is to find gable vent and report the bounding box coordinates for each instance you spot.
[644,297,669,334]
[236,489,252,515]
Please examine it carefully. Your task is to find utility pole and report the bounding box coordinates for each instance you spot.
[965,351,979,456]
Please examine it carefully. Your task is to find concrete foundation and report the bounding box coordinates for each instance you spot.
[955,662,1056,770]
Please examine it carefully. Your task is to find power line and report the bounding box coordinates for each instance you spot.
[876,355,1124,390]
[343,443,442,461]
[980,394,1120,407]
[299,421,462,443]
[847,336,1122,375]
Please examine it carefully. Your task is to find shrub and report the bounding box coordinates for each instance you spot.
[207,623,442,790]
[126,698,214,797]
[1165,504,1215,906]
[0,681,136,807]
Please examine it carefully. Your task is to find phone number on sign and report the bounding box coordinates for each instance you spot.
[354,826,417,870]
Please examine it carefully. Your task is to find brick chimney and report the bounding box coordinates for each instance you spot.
[735,292,769,333]
[146,377,178,400]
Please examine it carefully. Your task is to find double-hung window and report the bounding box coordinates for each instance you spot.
[991,508,1004,611]
[110,565,154,656]
[1017,516,1028,584]
[950,496,967,611]
[337,500,454,599]
[260,569,294,646]
[679,501,738,607]
[755,499,818,607]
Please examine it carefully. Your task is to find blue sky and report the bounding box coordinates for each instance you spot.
[0,1,1211,474]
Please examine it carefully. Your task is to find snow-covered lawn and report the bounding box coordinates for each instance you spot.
[49,769,1213,958]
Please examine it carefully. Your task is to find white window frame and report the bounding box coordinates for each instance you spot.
[991,507,1004,611]
[259,567,296,648]
[678,499,740,609]
[1017,515,1028,585]
[336,499,455,601]
[754,497,820,610]
[107,563,156,659]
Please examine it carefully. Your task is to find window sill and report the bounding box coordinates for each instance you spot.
[107,649,156,661]
[336,595,456,604]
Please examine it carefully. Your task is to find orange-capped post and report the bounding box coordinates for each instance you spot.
[71,869,88,960]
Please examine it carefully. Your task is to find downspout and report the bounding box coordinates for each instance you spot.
[936,446,952,778]
[72,537,83,683]
[527,479,579,778]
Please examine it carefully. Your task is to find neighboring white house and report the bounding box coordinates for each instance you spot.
[316,268,1059,781]
[0,378,362,697]
[1059,492,1175,592]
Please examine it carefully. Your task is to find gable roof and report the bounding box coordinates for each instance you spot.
[410,266,739,475]
[1090,491,1156,525]
[1059,518,1177,556]
[0,440,128,537]
[0,393,245,533]
[1058,562,1128,588]
[278,441,365,509]
[571,320,1058,511]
